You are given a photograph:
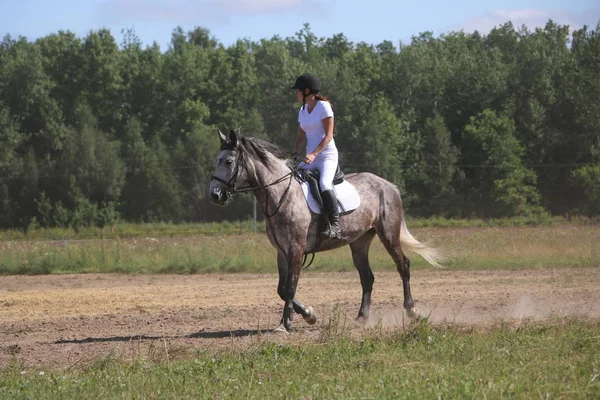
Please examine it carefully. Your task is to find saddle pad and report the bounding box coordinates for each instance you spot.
[300,180,361,214]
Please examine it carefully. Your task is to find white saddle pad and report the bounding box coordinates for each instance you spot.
[300,180,361,214]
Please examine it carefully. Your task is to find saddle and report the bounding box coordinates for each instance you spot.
[297,165,345,209]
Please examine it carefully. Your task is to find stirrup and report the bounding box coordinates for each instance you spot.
[328,226,341,239]
[321,222,341,239]
[320,225,332,238]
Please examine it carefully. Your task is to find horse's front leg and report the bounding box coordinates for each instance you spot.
[275,251,317,333]
[292,298,317,325]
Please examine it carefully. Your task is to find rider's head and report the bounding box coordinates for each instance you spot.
[291,73,321,96]
[292,73,326,108]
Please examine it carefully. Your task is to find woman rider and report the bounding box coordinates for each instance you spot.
[291,73,341,239]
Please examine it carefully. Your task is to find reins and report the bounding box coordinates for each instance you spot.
[235,169,296,219]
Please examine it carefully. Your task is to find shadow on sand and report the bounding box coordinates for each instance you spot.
[54,329,271,344]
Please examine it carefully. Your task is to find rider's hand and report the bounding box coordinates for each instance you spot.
[304,153,316,165]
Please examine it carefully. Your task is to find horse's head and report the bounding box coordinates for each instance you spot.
[209,129,246,206]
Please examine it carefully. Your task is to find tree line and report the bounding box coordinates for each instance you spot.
[0,20,599,230]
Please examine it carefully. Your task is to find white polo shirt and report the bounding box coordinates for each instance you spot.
[298,100,337,158]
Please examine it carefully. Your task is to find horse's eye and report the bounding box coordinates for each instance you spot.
[226,160,233,166]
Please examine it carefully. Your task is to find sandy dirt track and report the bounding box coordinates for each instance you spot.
[1,267,599,369]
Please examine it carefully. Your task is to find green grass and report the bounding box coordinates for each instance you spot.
[0,220,259,242]
[1,319,598,399]
[1,216,594,242]
[0,224,599,275]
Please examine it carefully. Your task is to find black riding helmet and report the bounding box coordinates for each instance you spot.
[291,73,321,94]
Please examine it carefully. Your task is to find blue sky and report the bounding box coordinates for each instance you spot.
[2,0,599,49]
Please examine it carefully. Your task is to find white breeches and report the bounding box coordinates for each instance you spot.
[300,153,338,191]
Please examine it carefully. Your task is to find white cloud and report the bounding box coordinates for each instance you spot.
[219,0,304,13]
[98,0,316,24]
[447,8,599,35]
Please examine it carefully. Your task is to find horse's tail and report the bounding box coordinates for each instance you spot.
[400,215,446,268]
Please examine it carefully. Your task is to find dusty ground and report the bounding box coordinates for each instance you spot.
[1,267,599,370]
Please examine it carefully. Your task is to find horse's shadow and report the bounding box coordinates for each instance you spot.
[54,329,265,344]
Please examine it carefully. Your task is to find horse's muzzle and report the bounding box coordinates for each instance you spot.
[209,185,227,206]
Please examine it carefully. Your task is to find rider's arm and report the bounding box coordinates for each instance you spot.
[309,116,334,156]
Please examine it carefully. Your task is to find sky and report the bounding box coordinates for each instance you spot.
[2,0,599,50]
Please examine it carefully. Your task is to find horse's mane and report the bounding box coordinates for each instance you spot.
[239,137,293,170]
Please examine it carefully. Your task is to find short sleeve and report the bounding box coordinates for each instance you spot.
[320,101,334,120]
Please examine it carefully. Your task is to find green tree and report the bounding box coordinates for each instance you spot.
[405,113,460,216]
[56,116,125,205]
[0,103,24,227]
[81,29,123,135]
[1,21,600,226]
[461,109,544,217]
[120,118,183,222]
[509,21,575,214]
[253,37,301,146]
[36,30,84,127]
[571,166,600,217]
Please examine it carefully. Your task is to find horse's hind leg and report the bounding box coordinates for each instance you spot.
[349,229,377,322]
[376,224,419,319]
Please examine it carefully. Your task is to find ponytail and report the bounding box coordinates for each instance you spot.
[302,92,331,110]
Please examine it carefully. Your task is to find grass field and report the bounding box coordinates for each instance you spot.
[0,216,584,242]
[1,318,598,399]
[1,220,598,399]
[0,223,598,275]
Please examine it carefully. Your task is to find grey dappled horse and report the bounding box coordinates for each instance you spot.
[209,130,444,333]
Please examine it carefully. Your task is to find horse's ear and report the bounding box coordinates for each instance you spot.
[229,129,238,147]
[218,129,227,144]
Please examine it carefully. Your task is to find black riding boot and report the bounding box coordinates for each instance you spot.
[321,189,341,239]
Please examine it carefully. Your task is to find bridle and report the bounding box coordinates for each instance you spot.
[210,150,245,198]
[210,147,297,218]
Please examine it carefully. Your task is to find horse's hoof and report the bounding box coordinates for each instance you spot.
[406,307,420,320]
[355,315,369,325]
[303,306,317,325]
[273,324,289,334]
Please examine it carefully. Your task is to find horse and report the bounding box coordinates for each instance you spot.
[209,129,444,333]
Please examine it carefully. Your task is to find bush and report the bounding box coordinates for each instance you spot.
[571,166,600,217]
